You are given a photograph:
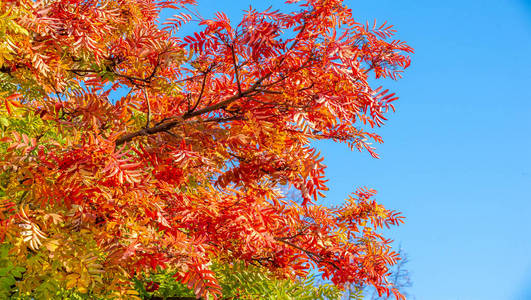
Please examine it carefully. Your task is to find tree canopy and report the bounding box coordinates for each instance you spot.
[0,0,412,298]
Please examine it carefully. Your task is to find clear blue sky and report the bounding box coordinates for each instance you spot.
[165,1,531,299]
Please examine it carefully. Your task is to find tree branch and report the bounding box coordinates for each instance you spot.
[274,237,340,270]
[142,88,151,128]
[230,44,242,95]
[188,70,209,114]
[114,73,271,146]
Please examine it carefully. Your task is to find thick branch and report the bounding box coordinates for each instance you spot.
[115,119,182,146]
[115,74,270,146]
[274,237,340,270]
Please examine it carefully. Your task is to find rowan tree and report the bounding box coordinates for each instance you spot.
[0,0,412,298]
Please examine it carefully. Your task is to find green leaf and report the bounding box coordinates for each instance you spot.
[0,117,9,127]
[11,266,25,278]
[0,267,11,277]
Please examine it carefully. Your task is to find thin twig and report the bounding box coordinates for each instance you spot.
[142,88,151,128]
[189,71,208,113]
[230,44,242,95]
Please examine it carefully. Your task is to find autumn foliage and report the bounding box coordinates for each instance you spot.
[0,0,412,298]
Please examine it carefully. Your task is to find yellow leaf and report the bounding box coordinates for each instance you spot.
[80,271,90,286]
[126,289,139,295]
[65,274,79,289]
[43,239,59,252]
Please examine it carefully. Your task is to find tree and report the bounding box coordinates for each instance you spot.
[341,245,413,300]
[0,0,412,299]
[366,246,413,300]
[135,260,346,300]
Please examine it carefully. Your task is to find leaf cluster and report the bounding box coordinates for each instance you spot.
[0,0,412,299]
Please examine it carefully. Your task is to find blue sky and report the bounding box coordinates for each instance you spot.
[318,1,531,299]
[165,1,531,299]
